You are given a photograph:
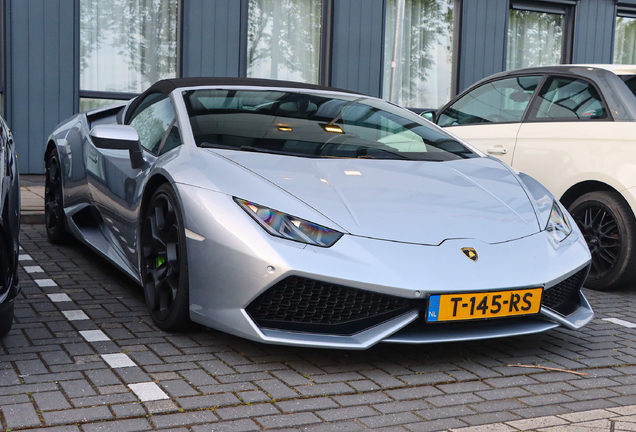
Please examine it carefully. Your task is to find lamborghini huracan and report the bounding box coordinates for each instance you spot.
[45,78,593,349]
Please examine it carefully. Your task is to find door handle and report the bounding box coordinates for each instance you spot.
[487,147,508,155]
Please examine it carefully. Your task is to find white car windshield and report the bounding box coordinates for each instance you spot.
[183,89,477,161]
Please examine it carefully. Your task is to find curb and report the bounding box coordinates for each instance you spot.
[21,213,45,224]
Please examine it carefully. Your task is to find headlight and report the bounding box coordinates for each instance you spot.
[235,198,343,247]
[545,200,572,242]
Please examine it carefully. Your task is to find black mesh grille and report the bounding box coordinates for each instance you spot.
[246,276,412,335]
[542,267,588,311]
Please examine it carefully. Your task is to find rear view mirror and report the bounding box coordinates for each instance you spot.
[89,125,145,169]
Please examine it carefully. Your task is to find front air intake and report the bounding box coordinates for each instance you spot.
[246,276,412,335]
[542,266,589,313]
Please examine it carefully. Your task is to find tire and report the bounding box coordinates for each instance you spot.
[0,300,14,337]
[45,149,71,244]
[140,184,192,331]
[569,191,636,291]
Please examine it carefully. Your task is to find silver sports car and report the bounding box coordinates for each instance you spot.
[46,78,593,349]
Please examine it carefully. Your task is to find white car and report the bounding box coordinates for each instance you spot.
[433,64,636,291]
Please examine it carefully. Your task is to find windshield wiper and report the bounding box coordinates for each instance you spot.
[200,142,239,150]
[202,142,316,157]
[355,147,409,160]
[239,146,325,158]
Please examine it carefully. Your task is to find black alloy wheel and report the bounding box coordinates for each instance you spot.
[141,184,191,331]
[45,149,71,243]
[0,301,14,337]
[0,232,14,337]
[0,232,11,292]
[569,191,636,291]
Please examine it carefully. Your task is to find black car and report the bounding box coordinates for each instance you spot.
[0,114,20,337]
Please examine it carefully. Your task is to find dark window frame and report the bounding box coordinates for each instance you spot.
[617,6,636,18]
[77,0,182,109]
[505,0,576,68]
[524,74,614,123]
[241,0,334,87]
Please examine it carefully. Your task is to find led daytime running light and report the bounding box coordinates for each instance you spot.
[545,200,572,242]
[235,198,343,247]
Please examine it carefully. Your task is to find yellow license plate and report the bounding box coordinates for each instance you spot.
[426,288,543,322]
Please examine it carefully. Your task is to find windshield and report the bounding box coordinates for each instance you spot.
[182,89,477,161]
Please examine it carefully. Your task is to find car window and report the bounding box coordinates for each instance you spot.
[130,96,176,154]
[183,89,478,161]
[158,122,182,155]
[437,75,541,126]
[0,116,7,144]
[529,76,608,121]
[619,75,636,99]
[127,93,167,124]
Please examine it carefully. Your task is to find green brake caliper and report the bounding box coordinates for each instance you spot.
[156,256,166,268]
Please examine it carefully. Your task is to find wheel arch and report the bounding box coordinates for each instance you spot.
[560,181,619,209]
[44,139,57,163]
[140,174,172,221]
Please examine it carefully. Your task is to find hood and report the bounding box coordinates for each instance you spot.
[210,150,541,245]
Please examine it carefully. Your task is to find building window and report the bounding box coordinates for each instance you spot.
[382,0,454,108]
[247,0,322,84]
[506,3,573,70]
[79,0,179,111]
[614,14,636,64]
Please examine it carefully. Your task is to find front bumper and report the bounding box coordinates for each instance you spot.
[178,184,593,349]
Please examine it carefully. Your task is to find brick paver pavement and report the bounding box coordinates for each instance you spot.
[3,224,636,431]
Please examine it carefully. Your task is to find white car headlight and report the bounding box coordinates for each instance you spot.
[545,200,572,242]
[235,198,343,247]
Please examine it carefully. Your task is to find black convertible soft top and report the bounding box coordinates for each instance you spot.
[125,77,362,124]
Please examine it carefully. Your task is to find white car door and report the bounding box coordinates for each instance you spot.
[512,75,633,200]
[437,75,543,166]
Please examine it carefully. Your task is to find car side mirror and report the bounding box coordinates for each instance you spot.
[89,125,145,169]
[419,109,437,123]
[421,112,434,121]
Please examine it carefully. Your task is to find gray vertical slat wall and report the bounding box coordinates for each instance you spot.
[7,0,76,174]
[181,0,244,78]
[0,0,628,174]
[572,0,616,64]
[331,0,384,97]
[457,0,509,93]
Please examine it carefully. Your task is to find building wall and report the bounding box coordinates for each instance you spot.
[2,0,633,173]
[181,0,245,78]
[456,0,509,93]
[572,0,616,64]
[331,0,385,97]
[6,0,77,174]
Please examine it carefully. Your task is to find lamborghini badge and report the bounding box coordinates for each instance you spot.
[461,247,478,262]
